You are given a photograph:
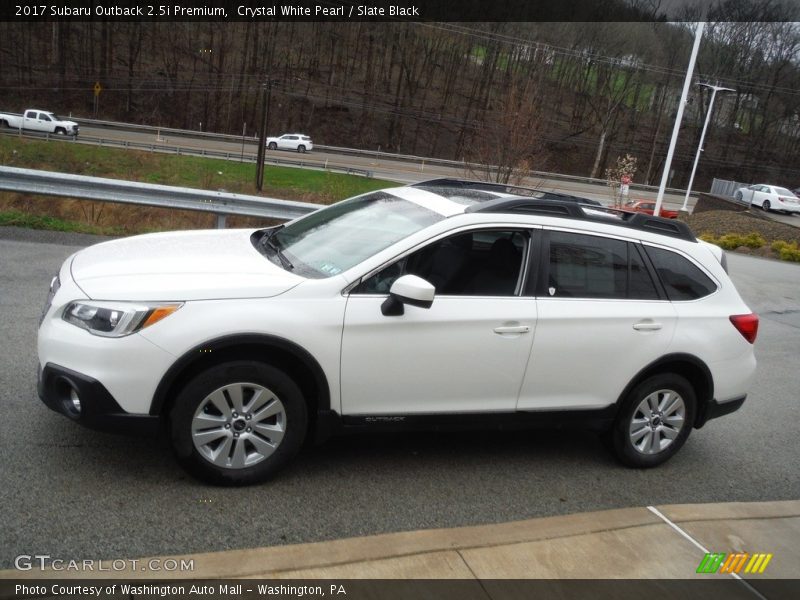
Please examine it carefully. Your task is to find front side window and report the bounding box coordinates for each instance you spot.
[643,245,717,301]
[354,229,527,296]
[260,192,443,278]
[545,231,659,299]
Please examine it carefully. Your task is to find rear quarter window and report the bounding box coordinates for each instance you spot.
[644,245,717,301]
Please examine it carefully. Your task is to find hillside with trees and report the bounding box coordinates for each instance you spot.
[1,2,799,189]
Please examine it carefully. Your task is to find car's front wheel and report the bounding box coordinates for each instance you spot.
[610,374,696,468]
[170,361,307,485]
[268,142,277,150]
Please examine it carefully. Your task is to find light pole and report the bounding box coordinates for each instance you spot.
[681,83,734,212]
[654,21,704,218]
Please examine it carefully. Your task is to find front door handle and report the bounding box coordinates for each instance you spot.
[493,325,530,335]
[633,321,662,331]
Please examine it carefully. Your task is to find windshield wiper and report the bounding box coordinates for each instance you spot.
[259,226,294,271]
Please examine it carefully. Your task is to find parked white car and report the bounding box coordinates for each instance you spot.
[37,180,758,485]
[735,184,800,214]
[266,133,312,153]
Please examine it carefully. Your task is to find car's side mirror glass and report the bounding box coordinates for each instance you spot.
[381,275,435,316]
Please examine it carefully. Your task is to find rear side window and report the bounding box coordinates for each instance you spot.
[644,246,717,300]
[546,232,659,299]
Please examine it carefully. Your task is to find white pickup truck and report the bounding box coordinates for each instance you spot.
[0,109,79,136]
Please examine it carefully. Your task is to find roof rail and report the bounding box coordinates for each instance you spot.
[465,197,697,242]
[412,178,602,206]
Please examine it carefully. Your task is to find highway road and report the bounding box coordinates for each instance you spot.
[75,124,694,211]
[1,226,798,568]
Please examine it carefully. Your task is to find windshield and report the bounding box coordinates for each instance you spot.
[266,191,444,278]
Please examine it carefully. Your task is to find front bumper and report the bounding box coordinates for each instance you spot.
[38,363,160,436]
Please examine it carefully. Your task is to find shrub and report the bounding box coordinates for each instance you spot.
[772,240,792,253]
[700,232,765,250]
[777,242,800,262]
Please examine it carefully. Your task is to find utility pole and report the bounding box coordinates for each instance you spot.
[681,82,735,212]
[255,79,277,191]
[255,82,268,191]
[654,22,704,217]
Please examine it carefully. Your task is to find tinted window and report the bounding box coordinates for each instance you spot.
[644,246,717,301]
[355,230,527,296]
[546,232,659,300]
[547,232,627,298]
[629,245,660,300]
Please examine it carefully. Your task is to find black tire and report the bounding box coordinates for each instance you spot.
[55,127,66,135]
[170,361,307,485]
[297,144,306,153]
[763,200,771,212]
[268,142,277,150]
[735,191,743,202]
[610,373,696,468]
[0,120,9,128]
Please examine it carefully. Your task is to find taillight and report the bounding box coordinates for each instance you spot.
[730,313,759,344]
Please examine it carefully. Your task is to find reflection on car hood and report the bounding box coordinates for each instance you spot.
[69,229,303,301]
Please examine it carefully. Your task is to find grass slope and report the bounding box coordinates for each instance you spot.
[0,135,395,234]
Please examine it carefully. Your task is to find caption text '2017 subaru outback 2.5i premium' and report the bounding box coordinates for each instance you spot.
[37,181,758,485]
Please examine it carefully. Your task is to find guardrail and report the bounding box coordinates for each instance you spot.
[0,166,320,228]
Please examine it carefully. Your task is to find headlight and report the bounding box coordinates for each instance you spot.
[63,301,182,337]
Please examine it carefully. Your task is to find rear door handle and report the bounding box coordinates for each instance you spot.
[493,325,530,335]
[633,321,662,331]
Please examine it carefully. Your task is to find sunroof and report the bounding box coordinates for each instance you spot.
[412,185,501,206]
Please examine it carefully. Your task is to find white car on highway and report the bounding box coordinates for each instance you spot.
[266,133,313,153]
[735,184,800,214]
[37,180,758,485]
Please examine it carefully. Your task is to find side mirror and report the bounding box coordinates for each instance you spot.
[381,275,435,316]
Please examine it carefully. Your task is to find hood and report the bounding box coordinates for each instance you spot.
[70,229,303,301]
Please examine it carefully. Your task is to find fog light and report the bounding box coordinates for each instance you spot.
[60,382,82,418]
[68,388,81,414]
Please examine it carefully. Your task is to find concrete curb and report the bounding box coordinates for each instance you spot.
[3,500,798,580]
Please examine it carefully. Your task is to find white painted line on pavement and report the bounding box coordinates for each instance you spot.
[647,506,768,600]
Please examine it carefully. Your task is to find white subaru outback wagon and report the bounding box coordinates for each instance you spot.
[37,180,758,485]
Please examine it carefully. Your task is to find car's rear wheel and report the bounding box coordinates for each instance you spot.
[170,361,307,485]
[763,200,771,212]
[735,191,743,202]
[610,374,695,468]
[297,145,306,153]
[268,142,277,150]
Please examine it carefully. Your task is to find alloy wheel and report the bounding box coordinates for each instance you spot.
[191,382,286,469]
[628,389,685,455]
